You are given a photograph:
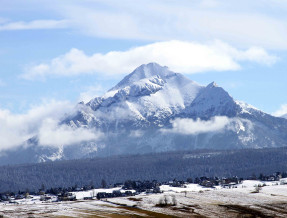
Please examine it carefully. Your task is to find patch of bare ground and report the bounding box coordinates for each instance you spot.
[171,206,205,218]
[104,200,177,217]
[66,209,131,218]
[219,204,276,218]
[257,203,287,216]
[154,203,176,208]
[182,204,202,210]
[153,201,206,217]
[127,197,143,202]
[117,206,180,218]
[53,216,74,218]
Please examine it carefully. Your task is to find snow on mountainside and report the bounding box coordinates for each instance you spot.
[185,81,240,118]
[72,63,204,129]
[1,63,287,164]
[56,63,287,158]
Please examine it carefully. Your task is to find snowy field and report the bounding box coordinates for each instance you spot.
[1,180,287,217]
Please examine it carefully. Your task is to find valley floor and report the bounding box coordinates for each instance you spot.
[1,180,287,217]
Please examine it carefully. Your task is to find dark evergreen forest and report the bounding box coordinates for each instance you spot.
[0,147,287,192]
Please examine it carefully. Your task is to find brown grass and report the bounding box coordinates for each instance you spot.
[127,197,143,202]
[117,206,180,217]
[219,204,275,218]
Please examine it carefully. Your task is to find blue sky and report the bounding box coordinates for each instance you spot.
[0,0,287,117]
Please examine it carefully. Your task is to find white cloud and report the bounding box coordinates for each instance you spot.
[2,1,287,49]
[162,116,231,135]
[22,40,277,80]
[0,109,33,151]
[0,100,101,151]
[0,19,69,31]
[162,116,253,135]
[38,118,102,147]
[273,104,287,117]
[54,0,287,49]
[0,100,72,151]
[211,40,278,66]
[79,85,106,103]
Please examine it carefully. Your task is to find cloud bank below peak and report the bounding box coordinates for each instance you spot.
[161,116,252,135]
[161,116,230,135]
[22,40,277,80]
[38,118,102,147]
[0,100,102,152]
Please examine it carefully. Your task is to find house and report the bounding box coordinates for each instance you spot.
[221,182,237,189]
[58,192,76,201]
[83,197,93,200]
[40,195,52,201]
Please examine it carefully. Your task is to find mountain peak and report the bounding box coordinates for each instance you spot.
[141,62,166,69]
[112,62,175,90]
[206,81,218,88]
[136,62,168,73]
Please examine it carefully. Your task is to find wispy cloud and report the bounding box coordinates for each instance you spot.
[1,1,287,49]
[0,100,101,151]
[78,85,106,103]
[161,116,253,135]
[54,0,287,49]
[22,40,278,80]
[273,104,287,117]
[38,118,102,147]
[0,100,71,150]
[161,116,230,135]
[0,19,69,31]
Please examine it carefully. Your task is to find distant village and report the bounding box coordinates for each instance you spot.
[1,171,287,204]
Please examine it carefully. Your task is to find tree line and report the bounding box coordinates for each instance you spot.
[0,147,287,192]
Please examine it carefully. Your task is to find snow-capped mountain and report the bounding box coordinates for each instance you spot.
[69,63,204,130]
[1,63,287,164]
